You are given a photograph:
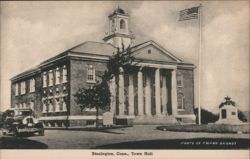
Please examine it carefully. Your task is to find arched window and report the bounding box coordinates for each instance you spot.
[120,19,126,29]
[177,93,185,110]
[111,19,115,31]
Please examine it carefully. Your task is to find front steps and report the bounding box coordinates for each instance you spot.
[133,115,178,125]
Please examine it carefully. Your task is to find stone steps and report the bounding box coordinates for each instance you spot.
[133,115,178,125]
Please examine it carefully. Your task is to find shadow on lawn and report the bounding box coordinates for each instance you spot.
[94,138,250,149]
[0,136,48,149]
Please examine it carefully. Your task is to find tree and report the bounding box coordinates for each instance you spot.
[74,45,135,127]
[194,107,219,124]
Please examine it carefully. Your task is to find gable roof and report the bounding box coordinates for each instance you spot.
[69,41,116,56]
[131,40,183,63]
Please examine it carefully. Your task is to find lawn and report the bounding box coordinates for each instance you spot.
[157,123,250,134]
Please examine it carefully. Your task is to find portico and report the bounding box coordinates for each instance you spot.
[110,63,178,123]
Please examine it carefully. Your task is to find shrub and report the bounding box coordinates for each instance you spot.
[238,110,248,122]
[194,108,219,124]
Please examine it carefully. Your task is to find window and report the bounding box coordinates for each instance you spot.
[222,109,227,119]
[55,67,60,85]
[49,89,53,96]
[63,86,67,94]
[62,65,67,83]
[87,65,95,83]
[48,99,53,112]
[177,93,184,110]
[42,99,47,113]
[120,19,126,29]
[55,98,60,112]
[232,112,236,115]
[111,19,116,31]
[177,72,183,87]
[43,90,47,96]
[20,81,26,95]
[62,97,67,111]
[48,70,53,86]
[30,78,35,93]
[15,83,19,96]
[56,87,60,96]
[43,72,47,88]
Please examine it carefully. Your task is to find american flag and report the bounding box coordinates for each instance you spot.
[179,6,199,21]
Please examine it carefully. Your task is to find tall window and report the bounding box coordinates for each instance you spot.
[42,99,47,113]
[62,65,67,83]
[56,87,60,96]
[87,65,95,83]
[177,93,185,110]
[43,72,47,88]
[15,83,19,96]
[62,97,67,111]
[55,67,60,85]
[111,19,116,32]
[48,99,53,112]
[120,19,126,29]
[63,86,67,94]
[20,81,26,95]
[55,98,60,112]
[30,78,35,93]
[177,72,183,87]
[48,70,53,86]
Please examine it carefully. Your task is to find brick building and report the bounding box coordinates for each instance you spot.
[10,7,196,127]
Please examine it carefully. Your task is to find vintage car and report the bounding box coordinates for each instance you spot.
[1,108,44,136]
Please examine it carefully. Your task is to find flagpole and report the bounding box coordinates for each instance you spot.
[198,4,202,125]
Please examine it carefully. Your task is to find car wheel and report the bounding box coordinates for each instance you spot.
[13,128,19,137]
[38,129,44,136]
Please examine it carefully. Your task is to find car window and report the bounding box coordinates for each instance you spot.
[16,111,32,116]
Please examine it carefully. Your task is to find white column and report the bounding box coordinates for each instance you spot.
[110,76,116,115]
[161,75,168,115]
[128,74,134,115]
[118,67,125,115]
[145,75,151,116]
[171,69,178,116]
[137,68,144,116]
[155,68,161,116]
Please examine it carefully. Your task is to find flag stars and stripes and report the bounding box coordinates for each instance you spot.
[179,6,199,21]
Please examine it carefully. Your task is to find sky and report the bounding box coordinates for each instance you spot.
[0,1,249,113]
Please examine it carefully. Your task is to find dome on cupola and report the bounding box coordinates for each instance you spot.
[109,6,128,16]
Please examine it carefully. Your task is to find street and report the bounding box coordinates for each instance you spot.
[1,125,249,149]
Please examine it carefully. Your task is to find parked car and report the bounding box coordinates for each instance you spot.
[1,108,44,136]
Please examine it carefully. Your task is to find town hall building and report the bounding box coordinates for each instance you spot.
[10,7,196,127]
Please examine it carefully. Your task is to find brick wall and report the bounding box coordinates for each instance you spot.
[177,68,194,115]
[11,74,43,117]
[69,58,108,116]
